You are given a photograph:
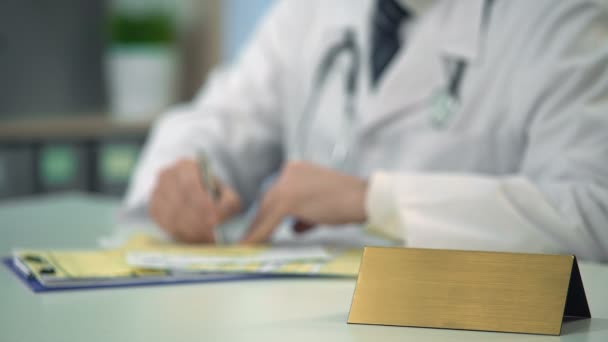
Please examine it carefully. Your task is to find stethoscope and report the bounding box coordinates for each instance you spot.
[295,29,360,169]
[296,0,494,168]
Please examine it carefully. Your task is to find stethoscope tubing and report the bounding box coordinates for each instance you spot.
[296,0,495,168]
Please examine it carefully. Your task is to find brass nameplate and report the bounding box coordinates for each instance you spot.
[348,247,590,335]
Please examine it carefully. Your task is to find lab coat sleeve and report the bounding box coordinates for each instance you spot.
[366,2,608,261]
[123,0,312,213]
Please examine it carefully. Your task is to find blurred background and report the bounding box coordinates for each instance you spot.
[2,0,607,204]
[0,0,273,200]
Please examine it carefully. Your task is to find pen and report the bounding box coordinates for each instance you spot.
[197,153,224,244]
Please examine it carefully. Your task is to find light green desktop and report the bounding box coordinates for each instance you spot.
[1,194,607,342]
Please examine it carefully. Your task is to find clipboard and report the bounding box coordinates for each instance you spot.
[3,233,362,293]
[2,257,282,293]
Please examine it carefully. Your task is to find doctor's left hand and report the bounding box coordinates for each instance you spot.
[241,161,368,244]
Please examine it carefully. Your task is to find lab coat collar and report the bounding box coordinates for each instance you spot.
[399,0,486,62]
[357,0,486,136]
[439,0,486,63]
[398,0,435,17]
[398,0,485,61]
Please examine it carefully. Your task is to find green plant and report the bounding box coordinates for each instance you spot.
[109,12,175,45]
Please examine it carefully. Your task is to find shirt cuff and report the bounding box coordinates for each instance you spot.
[365,172,406,242]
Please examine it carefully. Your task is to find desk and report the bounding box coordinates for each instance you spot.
[1,194,607,342]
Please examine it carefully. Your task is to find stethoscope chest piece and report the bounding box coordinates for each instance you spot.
[430,90,459,129]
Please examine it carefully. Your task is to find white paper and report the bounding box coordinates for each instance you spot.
[126,246,332,270]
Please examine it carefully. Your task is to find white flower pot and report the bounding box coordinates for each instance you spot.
[106,45,178,121]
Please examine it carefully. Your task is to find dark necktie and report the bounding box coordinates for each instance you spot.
[370,0,411,87]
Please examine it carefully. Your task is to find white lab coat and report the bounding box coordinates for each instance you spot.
[125,0,608,261]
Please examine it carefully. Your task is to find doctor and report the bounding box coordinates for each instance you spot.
[125,0,608,261]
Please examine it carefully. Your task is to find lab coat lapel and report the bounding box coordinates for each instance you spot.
[357,0,486,136]
[361,30,445,132]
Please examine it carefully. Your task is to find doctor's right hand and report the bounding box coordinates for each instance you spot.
[149,159,242,243]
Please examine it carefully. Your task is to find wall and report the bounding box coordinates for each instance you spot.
[221,0,274,63]
[0,0,273,119]
[0,0,106,119]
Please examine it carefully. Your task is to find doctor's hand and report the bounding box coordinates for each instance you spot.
[149,159,241,243]
[241,161,368,244]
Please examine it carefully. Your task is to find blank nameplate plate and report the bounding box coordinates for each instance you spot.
[348,247,591,335]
